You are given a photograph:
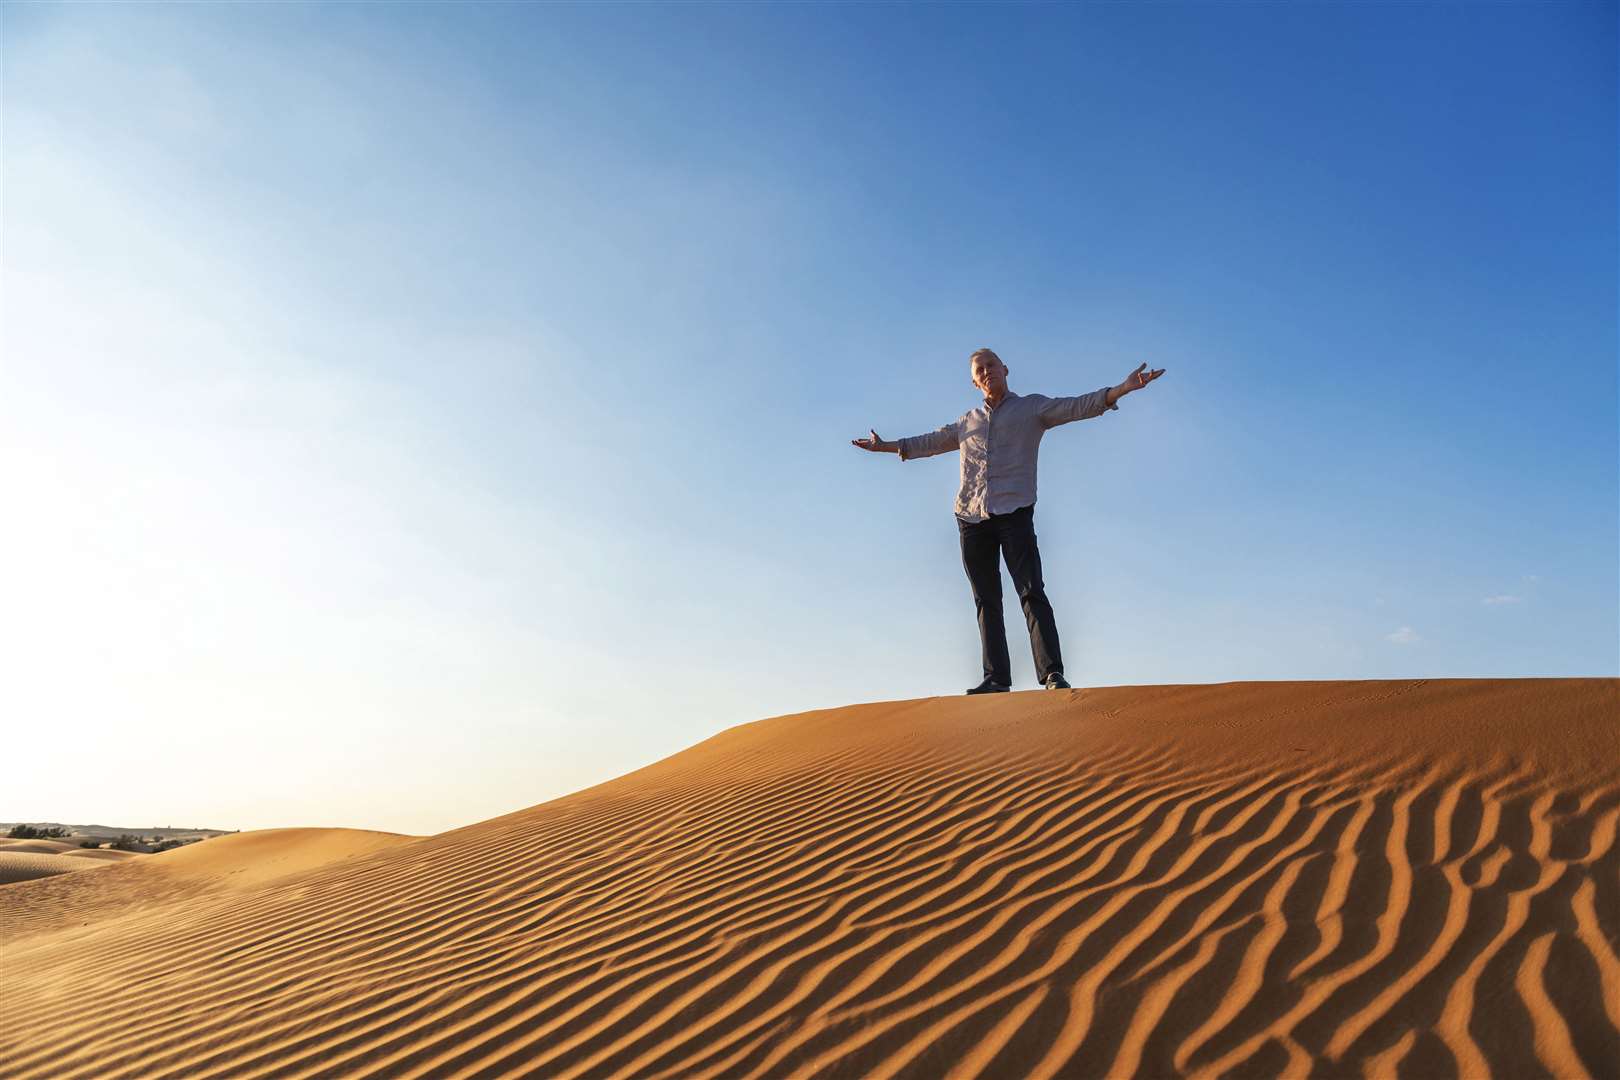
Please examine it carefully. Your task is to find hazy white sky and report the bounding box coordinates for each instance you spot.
[4,3,1613,834]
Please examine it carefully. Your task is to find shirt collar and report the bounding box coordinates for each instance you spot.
[983,389,1018,412]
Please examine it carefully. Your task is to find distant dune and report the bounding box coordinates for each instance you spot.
[143,826,424,888]
[2,678,1615,1079]
[0,823,233,843]
[0,838,85,855]
[0,837,178,879]
[57,848,141,862]
[0,851,112,885]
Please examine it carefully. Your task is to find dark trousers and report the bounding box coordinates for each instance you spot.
[957,503,1063,686]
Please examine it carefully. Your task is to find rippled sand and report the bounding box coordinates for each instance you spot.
[2,678,1615,1079]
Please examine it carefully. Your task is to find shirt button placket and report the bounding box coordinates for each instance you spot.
[982,404,992,518]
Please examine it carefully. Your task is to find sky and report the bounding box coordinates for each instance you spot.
[3,2,1614,836]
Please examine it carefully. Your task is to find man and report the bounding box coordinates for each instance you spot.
[852,348,1165,694]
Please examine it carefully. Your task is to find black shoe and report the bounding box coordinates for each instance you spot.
[966,677,1011,695]
[1043,672,1071,690]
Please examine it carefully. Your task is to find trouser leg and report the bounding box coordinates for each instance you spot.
[958,516,1011,685]
[999,505,1063,683]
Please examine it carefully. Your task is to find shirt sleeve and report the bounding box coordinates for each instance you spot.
[897,420,961,461]
[1035,387,1117,429]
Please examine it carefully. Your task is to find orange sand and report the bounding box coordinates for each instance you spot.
[2,678,1615,1078]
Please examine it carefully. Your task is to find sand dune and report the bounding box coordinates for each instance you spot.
[0,838,83,854]
[0,827,421,944]
[2,678,1615,1078]
[0,838,138,881]
[0,851,112,885]
[58,848,141,862]
[143,827,424,888]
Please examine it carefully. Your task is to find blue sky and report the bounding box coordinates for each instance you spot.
[3,2,1613,834]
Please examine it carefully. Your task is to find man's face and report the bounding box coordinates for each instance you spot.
[971,355,1008,398]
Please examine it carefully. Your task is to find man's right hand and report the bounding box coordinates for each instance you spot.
[851,429,894,453]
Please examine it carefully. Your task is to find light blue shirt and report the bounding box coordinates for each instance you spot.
[897,388,1118,522]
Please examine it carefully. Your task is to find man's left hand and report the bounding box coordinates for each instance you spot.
[1119,362,1165,395]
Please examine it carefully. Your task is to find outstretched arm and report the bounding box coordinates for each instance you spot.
[1038,363,1168,428]
[851,421,960,460]
[1035,387,1116,428]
